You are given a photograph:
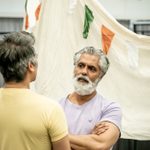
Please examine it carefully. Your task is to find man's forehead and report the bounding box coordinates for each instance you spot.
[78,53,99,63]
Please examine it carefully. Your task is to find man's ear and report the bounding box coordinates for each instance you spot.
[28,62,35,72]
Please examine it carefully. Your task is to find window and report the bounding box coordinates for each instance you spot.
[0,17,23,39]
[132,20,150,36]
[117,19,130,29]
[117,19,150,36]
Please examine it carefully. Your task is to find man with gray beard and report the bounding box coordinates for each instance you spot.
[59,46,122,150]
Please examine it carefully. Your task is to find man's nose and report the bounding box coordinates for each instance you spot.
[81,67,88,76]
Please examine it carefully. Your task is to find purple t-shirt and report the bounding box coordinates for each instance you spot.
[59,93,122,135]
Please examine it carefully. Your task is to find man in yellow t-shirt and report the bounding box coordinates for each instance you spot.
[0,31,70,150]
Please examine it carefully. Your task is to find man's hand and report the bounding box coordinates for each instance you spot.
[69,122,120,150]
[92,121,109,135]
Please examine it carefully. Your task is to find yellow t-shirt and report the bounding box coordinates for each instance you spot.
[0,88,68,150]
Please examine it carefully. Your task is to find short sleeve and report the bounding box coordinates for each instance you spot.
[101,102,122,130]
[48,102,68,142]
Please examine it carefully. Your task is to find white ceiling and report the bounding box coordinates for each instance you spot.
[98,0,150,20]
[0,0,150,19]
[0,0,25,17]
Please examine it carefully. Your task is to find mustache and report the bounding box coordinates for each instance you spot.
[75,75,91,83]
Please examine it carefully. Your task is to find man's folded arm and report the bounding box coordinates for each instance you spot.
[69,121,120,150]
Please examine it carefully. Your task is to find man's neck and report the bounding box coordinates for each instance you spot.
[68,91,97,105]
[4,81,30,89]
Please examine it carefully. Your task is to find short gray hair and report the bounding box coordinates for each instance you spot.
[0,31,37,82]
[73,46,109,78]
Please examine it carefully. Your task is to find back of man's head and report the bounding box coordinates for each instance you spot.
[0,31,37,83]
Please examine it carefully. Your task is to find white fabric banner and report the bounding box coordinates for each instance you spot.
[30,0,150,140]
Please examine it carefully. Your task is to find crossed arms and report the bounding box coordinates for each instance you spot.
[69,121,120,150]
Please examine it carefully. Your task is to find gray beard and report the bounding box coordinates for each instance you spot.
[73,75,100,96]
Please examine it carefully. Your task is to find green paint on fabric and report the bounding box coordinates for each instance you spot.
[83,5,94,39]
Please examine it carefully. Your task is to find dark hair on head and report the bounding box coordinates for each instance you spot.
[20,31,35,45]
[74,46,110,78]
[0,31,37,82]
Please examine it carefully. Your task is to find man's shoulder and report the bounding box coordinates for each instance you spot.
[97,93,122,130]
[97,92,118,102]
[28,90,60,107]
[96,93,121,109]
